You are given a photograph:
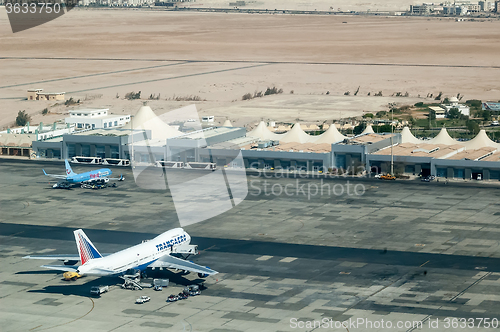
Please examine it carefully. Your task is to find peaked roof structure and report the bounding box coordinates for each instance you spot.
[400,126,422,144]
[428,127,458,145]
[462,130,500,150]
[222,119,232,127]
[280,123,312,143]
[361,124,375,135]
[123,106,182,141]
[247,121,282,140]
[312,124,347,144]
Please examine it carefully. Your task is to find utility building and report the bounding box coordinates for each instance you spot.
[65,108,131,130]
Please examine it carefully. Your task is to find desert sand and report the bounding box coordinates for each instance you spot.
[184,0,421,12]
[0,8,499,128]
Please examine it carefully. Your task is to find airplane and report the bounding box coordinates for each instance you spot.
[24,228,217,280]
[43,159,124,188]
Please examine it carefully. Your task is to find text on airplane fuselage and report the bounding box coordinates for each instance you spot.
[156,234,187,251]
[90,171,109,179]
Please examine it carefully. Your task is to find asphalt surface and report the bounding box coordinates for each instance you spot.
[2,158,500,331]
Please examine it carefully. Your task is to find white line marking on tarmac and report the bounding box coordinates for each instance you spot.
[256,255,273,261]
[279,257,297,263]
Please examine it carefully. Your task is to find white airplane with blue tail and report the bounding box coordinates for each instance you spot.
[43,159,124,188]
[24,228,217,279]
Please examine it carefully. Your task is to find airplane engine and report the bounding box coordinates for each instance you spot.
[64,260,79,265]
[198,267,210,278]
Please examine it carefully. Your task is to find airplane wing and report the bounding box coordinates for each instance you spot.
[42,169,67,179]
[107,175,125,181]
[149,255,218,276]
[23,254,110,261]
[24,254,81,260]
[41,265,79,272]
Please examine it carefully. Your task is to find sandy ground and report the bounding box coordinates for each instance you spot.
[185,0,420,11]
[0,8,499,128]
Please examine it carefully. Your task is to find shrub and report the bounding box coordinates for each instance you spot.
[353,123,366,135]
[42,108,49,115]
[466,120,480,135]
[16,110,31,126]
[125,91,141,100]
[264,86,283,96]
[362,113,374,118]
[172,95,201,101]
[465,99,482,108]
[428,109,436,120]
[414,102,424,107]
[448,108,460,119]
[242,93,252,101]
[64,97,79,106]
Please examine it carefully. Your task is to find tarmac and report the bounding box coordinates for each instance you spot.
[1,159,500,331]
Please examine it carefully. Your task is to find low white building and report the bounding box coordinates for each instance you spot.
[1,122,75,140]
[65,108,131,130]
[429,106,446,119]
[441,97,470,117]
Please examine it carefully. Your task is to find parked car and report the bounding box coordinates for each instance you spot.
[177,292,189,300]
[167,294,179,302]
[136,295,150,304]
[380,174,396,180]
[154,285,163,291]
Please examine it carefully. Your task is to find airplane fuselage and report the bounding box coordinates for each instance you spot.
[77,228,190,276]
[66,168,112,184]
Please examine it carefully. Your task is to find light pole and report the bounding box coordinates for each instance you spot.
[390,104,394,175]
[130,115,134,168]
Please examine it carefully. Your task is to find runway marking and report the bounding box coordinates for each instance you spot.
[256,255,273,261]
[0,61,190,90]
[420,260,430,267]
[2,56,500,69]
[65,63,270,94]
[279,257,297,263]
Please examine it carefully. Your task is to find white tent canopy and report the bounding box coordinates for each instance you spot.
[399,126,500,151]
[280,123,312,143]
[361,124,375,135]
[247,121,282,141]
[123,105,182,141]
[462,130,500,150]
[312,124,347,144]
[400,126,422,144]
[428,127,458,145]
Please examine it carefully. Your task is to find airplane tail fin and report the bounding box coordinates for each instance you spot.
[65,159,76,176]
[74,229,102,265]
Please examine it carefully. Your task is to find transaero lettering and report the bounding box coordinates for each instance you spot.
[156,234,187,251]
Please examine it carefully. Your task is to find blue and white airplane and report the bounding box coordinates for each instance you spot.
[43,160,124,188]
[24,228,217,279]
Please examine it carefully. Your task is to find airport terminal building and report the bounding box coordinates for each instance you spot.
[30,106,500,180]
